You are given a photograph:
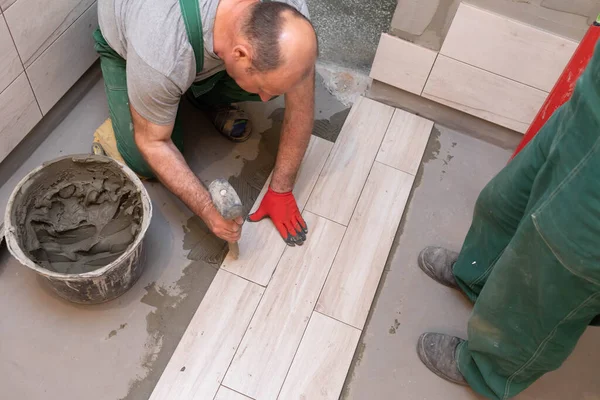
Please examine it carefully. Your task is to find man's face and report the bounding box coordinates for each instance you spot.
[225,59,299,102]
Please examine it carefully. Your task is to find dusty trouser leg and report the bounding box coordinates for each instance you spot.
[93,29,184,178]
[452,111,555,302]
[457,215,600,399]
[456,41,600,399]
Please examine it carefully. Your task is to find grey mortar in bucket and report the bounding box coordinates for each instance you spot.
[4,155,152,304]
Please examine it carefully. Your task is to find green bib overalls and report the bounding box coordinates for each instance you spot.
[93,0,261,177]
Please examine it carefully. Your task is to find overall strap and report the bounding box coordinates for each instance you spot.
[179,0,204,73]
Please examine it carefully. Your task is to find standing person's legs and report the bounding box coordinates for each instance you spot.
[418,106,556,299]
[93,29,184,178]
[419,40,600,399]
[451,108,556,301]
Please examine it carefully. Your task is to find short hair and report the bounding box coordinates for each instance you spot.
[242,1,316,72]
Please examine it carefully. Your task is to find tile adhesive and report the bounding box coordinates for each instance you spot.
[16,157,143,275]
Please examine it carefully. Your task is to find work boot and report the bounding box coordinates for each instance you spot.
[186,93,253,142]
[418,246,459,289]
[417,333,467,386]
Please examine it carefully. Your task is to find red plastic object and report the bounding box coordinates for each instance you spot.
[511,19,600,159]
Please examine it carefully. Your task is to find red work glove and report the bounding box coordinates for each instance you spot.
[248,188,308,246]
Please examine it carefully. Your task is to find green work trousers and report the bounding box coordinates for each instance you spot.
[453,42,600,399]
[93,28,261,177]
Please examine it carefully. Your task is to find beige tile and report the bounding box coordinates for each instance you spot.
[149,270,264,400]
[223,213,346,400]
[370,33,438,95]
[0,73,42,163]
[0,0,17,12]
[277,312,361,400]
[376,108,433,175]
[316,162,415,329]
[422,55,547,133]
[214,386,253,400]
[306,97,395,226]
[222,135,333,286]
[4,0,95,66]
[441,3,577,92]
[26,2,98,114]
[0,16,22,94]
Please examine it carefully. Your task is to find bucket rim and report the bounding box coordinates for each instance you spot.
[4,154,153,280]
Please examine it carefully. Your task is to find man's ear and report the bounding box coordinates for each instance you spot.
[233,44,252,65]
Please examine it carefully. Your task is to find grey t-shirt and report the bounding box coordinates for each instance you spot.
[98,0,309,125]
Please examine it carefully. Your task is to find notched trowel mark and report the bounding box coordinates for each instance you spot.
[312,108,351,143]
[182,216,228,265]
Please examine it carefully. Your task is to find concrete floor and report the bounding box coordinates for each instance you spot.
[341,125,600,400]
[1,65,599,400]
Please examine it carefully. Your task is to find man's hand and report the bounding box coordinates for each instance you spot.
[248,187,307,246]
[204,204,243,242]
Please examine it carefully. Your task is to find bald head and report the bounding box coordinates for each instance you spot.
[242,1,318,74]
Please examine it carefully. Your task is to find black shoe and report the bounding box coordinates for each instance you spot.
[418,246,459,289]
[417,333,467,386]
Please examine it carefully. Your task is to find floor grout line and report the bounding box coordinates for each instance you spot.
[220,384,255,400]
[303,209,347,227]
[314,310,363,331]
[420,52,439,96]
[273,311,317,400]
[216,280,266,399]
[219,267,266,288]
[440,54,549,94]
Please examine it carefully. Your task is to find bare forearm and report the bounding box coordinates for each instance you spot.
[131,107,213,218]
[145,141,214,215]
[271,70,315,193]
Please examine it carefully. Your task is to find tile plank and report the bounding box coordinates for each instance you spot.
[441,3,578,92]
[0,73,42,163]
[222,135,333,286]
[223,212,346,400]
[376,109,433,175]
[306,97,395,226]
[4,0,95,66]
[26,2,98,114]
[0,16,23,94]
[214,386,253,400]
[277,312,361,400]
[149,270,264,400]
[370,33,438,96]
[316,162,414,329]
[0,0,17,12]
[422,55,547,133]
